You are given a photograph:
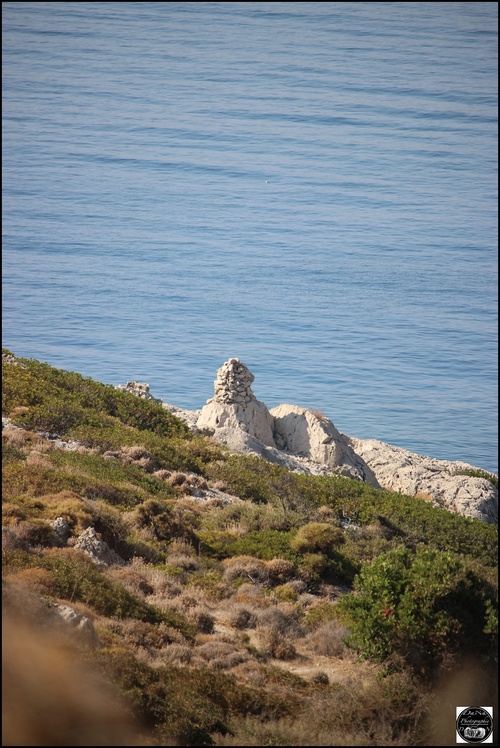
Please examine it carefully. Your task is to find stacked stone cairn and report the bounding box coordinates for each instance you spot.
[197,358,276,447]
[210,358,256,406]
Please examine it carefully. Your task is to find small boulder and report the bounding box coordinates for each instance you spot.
[73,527,125,568]
[271,403,379,485]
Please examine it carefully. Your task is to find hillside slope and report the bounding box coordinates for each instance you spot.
[2,351,498,746]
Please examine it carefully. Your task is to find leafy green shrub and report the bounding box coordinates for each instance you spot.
[2,442,27,465]
[303,602,340,628]
[225,530,299,562]
[3,356,189,438]
[90,648,230,745]
[298,552,328,582]
[337,546,498,676]
[205,455,278,504]
[136,498,200,547]
[186,569,230,601]
[2,446,181,514]
[273,584,299,603]
[290,522,345,555]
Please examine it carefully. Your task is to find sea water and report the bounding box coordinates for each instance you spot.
[2,2,498,473]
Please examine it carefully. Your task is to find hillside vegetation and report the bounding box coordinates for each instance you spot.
[2,350,498,746]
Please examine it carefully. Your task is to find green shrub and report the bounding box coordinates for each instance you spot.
[298,552,328,582]
[290,522,344,555]
[227,530,299,562]
[2,442,27,465]
[89,648,229,745]
[303,602,339,628]
[337,546,498,676]
[273,584,299,603]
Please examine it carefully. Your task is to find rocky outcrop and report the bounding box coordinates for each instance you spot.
[346,436,498,524]
[2,352,27,368]
[197,358,275,447]
[73,527,125,568]
[118,358,498,524]
[49,516,71,543]
[270,403,379,486]
[116,381,162,404]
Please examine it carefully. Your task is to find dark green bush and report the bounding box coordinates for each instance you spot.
[337,545,498,676]
[198,527,299,563]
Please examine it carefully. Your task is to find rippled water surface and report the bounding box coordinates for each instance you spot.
[2,2,498,473]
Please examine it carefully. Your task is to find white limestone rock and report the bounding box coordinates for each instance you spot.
[116,381,162,404]
[346,436,498,524]
[73,527,125,568]
[161,402,202,430]
[197,358,275,447]
[206,426,333,474]
[49,516,71,543]
[270,403,380,486]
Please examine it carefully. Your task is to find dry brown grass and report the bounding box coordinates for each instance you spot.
[107,619,187,651]
[256,626,297,660]
[233,583,273,608]
[310,409,329,423]
[304,619,350,658]
[222,555,269,584]
[266,558,296,584]
[196,640,248,669]
[225,604,258,630]
[39,490,94,532]
[3,428,51,451]
[118,445,159,473]
[187,606,215,634]
[25,451,53,469]
[1,503,28,527]
[106,565,154,597]
[4,567,57,597]
[167,553,201,571]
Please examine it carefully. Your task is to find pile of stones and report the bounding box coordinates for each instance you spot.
[208,358,255,406]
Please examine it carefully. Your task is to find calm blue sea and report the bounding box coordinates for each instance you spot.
[2,2,498,474]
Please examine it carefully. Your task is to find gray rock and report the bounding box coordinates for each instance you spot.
[74,527,125,568]
[346,436,498,524]
[116,381,162,404]
[49,517,71,543]
[270,403,379,486]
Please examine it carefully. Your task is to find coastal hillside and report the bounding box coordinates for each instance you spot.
[2,350,498,747]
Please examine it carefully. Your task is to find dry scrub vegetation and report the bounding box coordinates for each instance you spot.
[2,350,498,746]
